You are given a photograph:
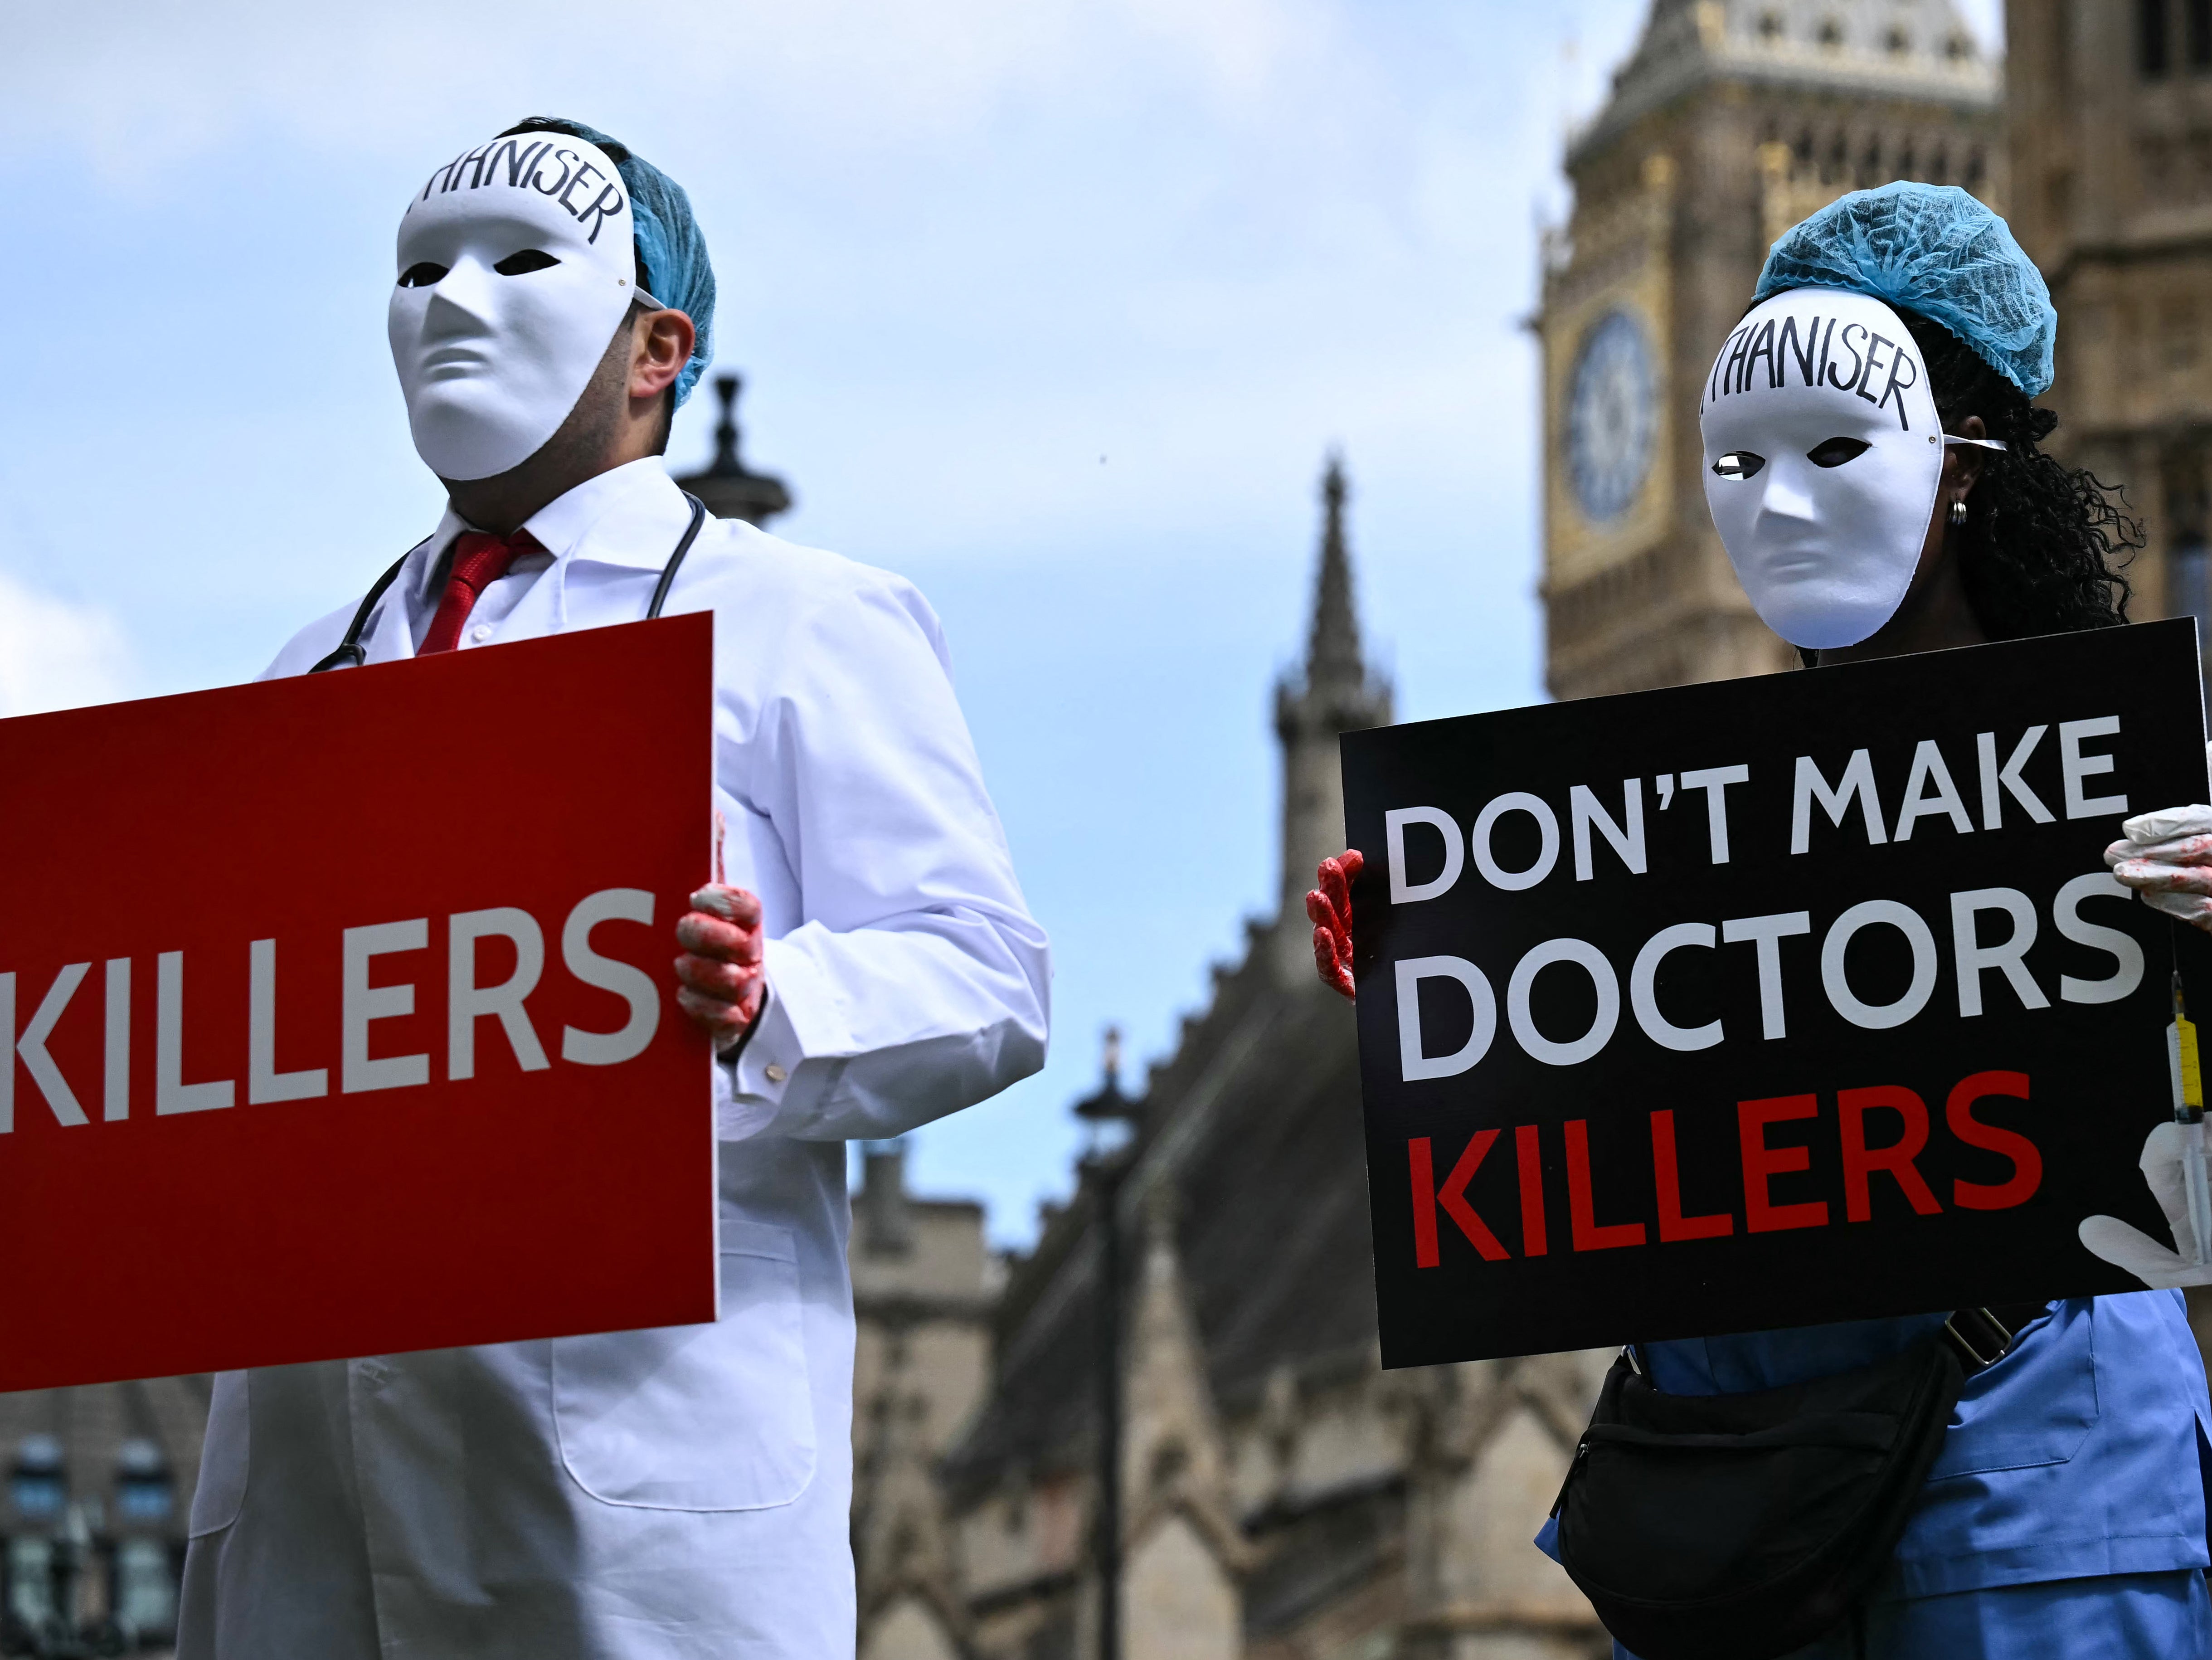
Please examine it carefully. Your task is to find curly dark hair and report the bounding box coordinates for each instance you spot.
[1893,306,2140,637]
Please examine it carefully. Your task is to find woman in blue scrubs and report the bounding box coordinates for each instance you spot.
[1601,185,2212,1660]
[1313,184,2212,1657]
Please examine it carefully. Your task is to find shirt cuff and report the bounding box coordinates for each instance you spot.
[714,938,847,1139]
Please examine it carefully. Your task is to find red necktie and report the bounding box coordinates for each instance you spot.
[419,530,539,655]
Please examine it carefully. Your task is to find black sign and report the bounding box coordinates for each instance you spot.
[1341,621,2211,1366]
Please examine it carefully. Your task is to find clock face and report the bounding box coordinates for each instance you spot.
[1566,309,1658,524]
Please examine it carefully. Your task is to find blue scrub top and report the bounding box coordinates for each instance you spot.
[1538,1293,2212,1598]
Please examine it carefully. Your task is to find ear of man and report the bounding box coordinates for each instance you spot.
[626,303,694,457]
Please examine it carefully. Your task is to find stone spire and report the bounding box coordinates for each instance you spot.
[1270,454,1391,983]
[1305,456,1364,694]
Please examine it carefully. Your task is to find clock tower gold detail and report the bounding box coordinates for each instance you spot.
[1542,155,1677,600]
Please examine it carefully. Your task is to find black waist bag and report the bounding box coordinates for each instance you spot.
[1552,1337,1964,1660]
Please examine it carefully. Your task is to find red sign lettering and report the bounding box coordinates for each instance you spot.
[1651,1108,1733,1241]
[1838,1084,1942,1222]
[1515,1121,1548,1256]
[1566,1118,1647,1251]
[1738,1094,1830,1232]
[1405,1068,2045,1273]
[1408,1131,1509,1265]
[1947,1070,2042,1210]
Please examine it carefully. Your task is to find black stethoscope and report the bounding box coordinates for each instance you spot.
[309,492,709,674]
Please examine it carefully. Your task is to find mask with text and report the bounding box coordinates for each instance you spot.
[389,132,645,482]
[1700,287,1943,650]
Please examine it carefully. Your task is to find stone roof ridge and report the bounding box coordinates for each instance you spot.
[989,1160,1106,1356]
[1574,0,1997,166]
[1119,995,1282,1224]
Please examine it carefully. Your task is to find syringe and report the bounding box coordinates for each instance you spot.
[2168,971,2212,1267]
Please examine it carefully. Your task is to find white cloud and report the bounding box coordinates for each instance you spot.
[0,0,1327,182]
[0,573,131,717]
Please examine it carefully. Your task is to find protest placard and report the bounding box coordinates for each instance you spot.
[0,614,717,1390]
[1341,619,2212,1365]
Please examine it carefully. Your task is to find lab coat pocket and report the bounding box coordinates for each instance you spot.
[188,1371,250,1537]
[553,1221,816,1511]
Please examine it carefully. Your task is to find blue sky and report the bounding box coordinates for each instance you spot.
[0,0,2000,1246]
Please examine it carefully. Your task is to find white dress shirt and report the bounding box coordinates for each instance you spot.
[176,457,1050,1660]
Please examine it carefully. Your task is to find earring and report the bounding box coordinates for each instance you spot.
[1949,498,1969,526]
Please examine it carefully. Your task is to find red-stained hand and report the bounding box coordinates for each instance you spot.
[1305,850,1364,1000]
[675,885,766,1051]
[2107,804,2212,932]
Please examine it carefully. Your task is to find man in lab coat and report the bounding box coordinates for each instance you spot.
[175,117,1050,1660]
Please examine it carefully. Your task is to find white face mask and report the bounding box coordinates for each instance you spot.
[1699,288,1945,650]
[389,132,647,482]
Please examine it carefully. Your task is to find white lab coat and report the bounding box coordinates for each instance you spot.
[175,458,1050,1659]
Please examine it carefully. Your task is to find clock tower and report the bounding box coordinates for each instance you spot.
[1538,0,2002,701]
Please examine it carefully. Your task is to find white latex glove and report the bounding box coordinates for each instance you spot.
[2105,802,2212,930]
[2078,1121,2212,1288]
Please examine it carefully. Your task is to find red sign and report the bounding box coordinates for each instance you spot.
[0,614,718,1390]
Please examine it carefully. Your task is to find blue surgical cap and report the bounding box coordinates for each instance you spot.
[1755,182,2055,399]
[499,117,716,407]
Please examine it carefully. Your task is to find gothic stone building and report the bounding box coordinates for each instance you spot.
[1538,0,2003,700]
[851,465,1618,1660]
[0,1377,207,1653]
[2007,0,2212,662]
